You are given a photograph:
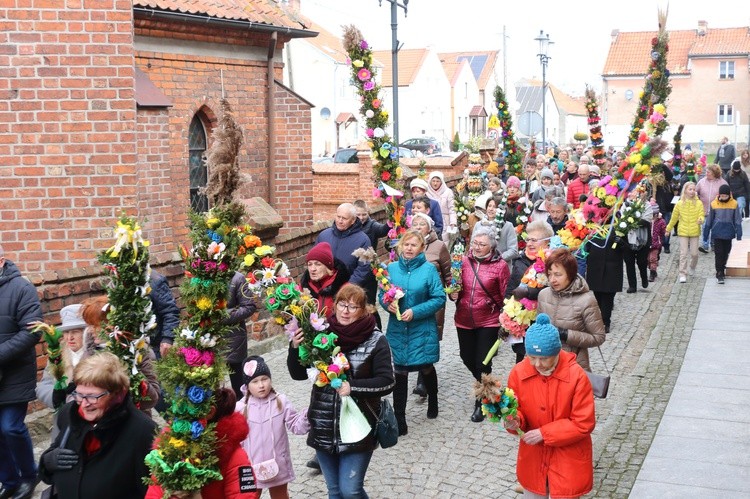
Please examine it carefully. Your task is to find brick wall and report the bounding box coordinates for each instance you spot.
[1,1,137,274]
[136,107,176,261]
[273,83,314,231]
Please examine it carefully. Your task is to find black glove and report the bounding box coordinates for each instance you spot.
[512,285,529,300]
[42,448,79,472]
[558,327,569,342]
[52,388,67,409]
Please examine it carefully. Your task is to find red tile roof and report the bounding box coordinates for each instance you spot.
[373,48,429,87]
[304,21,348,64]
[440,60,463,86]
[469,105,487,117]
[438,51,498,89]
[134,0,310,31]
[603,26,750,77]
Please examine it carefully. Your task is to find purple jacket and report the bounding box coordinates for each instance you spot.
[236,392,309,489]
[454,250,510,329]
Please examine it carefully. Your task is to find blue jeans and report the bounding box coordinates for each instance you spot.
[0,403,37,489]
[736,196,746,216]
[316,449,373,499]
[701,218,711,249]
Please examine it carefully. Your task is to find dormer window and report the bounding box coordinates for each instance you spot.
[719,61,735,80]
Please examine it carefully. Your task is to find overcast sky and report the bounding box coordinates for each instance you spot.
[301,0,745,96]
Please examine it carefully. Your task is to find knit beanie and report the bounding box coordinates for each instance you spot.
[242,355,271,384]
[475,191,493,211]
[410,178,429,192]
[732,161,741,172]
[506,176,521,189]
[524,313,561,357]
[306,242,334,270]
[411,212,434,228]
[719,184,731,196]
[540,168,554,180]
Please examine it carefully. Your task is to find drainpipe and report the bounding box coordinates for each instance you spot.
[267,31,278,207]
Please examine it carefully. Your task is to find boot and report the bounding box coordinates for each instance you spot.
[470,399,484,423]
[412,371,427,398]
[393,373,409,436]
[423,370,439,419]
[649,270,657,282]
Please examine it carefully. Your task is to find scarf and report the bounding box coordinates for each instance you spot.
[307,271,338,313]
[328,313,376,352]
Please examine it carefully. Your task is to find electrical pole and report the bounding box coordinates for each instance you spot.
[379,0,408,147]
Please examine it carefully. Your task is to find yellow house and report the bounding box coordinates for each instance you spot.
[602,21,750,153]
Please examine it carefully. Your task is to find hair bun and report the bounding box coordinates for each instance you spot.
[535,313,551,326]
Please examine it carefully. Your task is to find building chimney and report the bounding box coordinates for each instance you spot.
[610,29,619,43]
[697,20,708,36]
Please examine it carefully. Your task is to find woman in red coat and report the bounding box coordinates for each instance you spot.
[504,313,595,498]
[146,388,261,499]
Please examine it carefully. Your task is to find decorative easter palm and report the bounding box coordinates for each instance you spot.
[98,215,156,408]
[494,86,522,178]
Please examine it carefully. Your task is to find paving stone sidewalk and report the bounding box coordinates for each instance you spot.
[28,236,716,498]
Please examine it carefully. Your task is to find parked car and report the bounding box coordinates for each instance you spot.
[333,147,414,163]
[517,137,559,156]
[399,137,442,155]
[313,155,333,164]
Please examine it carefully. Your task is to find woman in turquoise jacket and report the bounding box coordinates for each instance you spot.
[380,229,446,436]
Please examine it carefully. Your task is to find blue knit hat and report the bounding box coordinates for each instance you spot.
[525,313,561,357]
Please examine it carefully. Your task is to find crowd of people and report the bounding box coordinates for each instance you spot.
[0,138,747,499]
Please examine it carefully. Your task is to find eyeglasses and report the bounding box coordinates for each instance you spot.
[72,390,110,404]
[471,242,489,248]
[525,236,551,244]
[336,302,361,312]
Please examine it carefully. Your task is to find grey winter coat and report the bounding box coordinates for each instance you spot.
[0,260,42,405]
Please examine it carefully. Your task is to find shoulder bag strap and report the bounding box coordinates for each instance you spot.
[468,259,503,310]
[596,346,610,375]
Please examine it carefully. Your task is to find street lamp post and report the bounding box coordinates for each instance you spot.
[534,30,553,151]
[379,0,408,147]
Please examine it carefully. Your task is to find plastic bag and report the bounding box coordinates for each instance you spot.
[339,396,372,444]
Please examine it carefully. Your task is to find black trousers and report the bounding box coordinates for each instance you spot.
[714,238,733,274]
[594,291,616,328]
[457,327,499,380]
[623,246,649,289]
[228,361,244,400]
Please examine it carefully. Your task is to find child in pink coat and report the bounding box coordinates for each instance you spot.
[236,356,309,499]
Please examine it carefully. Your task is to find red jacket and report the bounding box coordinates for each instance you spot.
[454,250,510,329]
[146,412,261,499]
[507,350,595,498]
[566,177,590,209]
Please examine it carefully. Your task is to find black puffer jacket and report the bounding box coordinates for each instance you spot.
[724,169,750,200]
[224,271,257,363]
[39,396,156,499]
[148,271,180,346]
[0,260,42,404]
[288,329,394,455]
[505,253,543,300]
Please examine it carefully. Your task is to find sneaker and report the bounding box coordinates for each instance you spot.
[679,275,687,283]
[698,246,708,254]
[663,247,670,254]
[513,483,524,494]
[718,275,725,284]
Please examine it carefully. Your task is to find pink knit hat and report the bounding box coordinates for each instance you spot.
[506,176,521,189]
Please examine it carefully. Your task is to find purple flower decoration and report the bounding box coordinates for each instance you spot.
[310,313,328,331]
[360,40,369,50]
[283,316,300,341]
[363,81,375,91]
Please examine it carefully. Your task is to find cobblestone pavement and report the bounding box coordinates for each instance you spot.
[29,237,713,498]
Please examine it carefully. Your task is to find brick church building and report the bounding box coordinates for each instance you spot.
[2,2,323,322]
[2,0,317,275]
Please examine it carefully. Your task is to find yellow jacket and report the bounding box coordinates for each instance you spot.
[666,197,705,237]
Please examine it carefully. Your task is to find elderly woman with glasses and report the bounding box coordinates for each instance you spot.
[288,284,394,499]
[449,224,511,423]
[505,220,555,364]
[380,230,446,435]
[38,352,156,499]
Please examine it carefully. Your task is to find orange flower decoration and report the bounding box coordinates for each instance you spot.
[244,235,261,248]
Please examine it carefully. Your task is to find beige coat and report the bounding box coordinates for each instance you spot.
[424,231,451,340]
[537,275,606,371]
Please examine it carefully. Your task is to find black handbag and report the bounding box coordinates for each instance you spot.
[586,346,611,399]
[369,399,398,449]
